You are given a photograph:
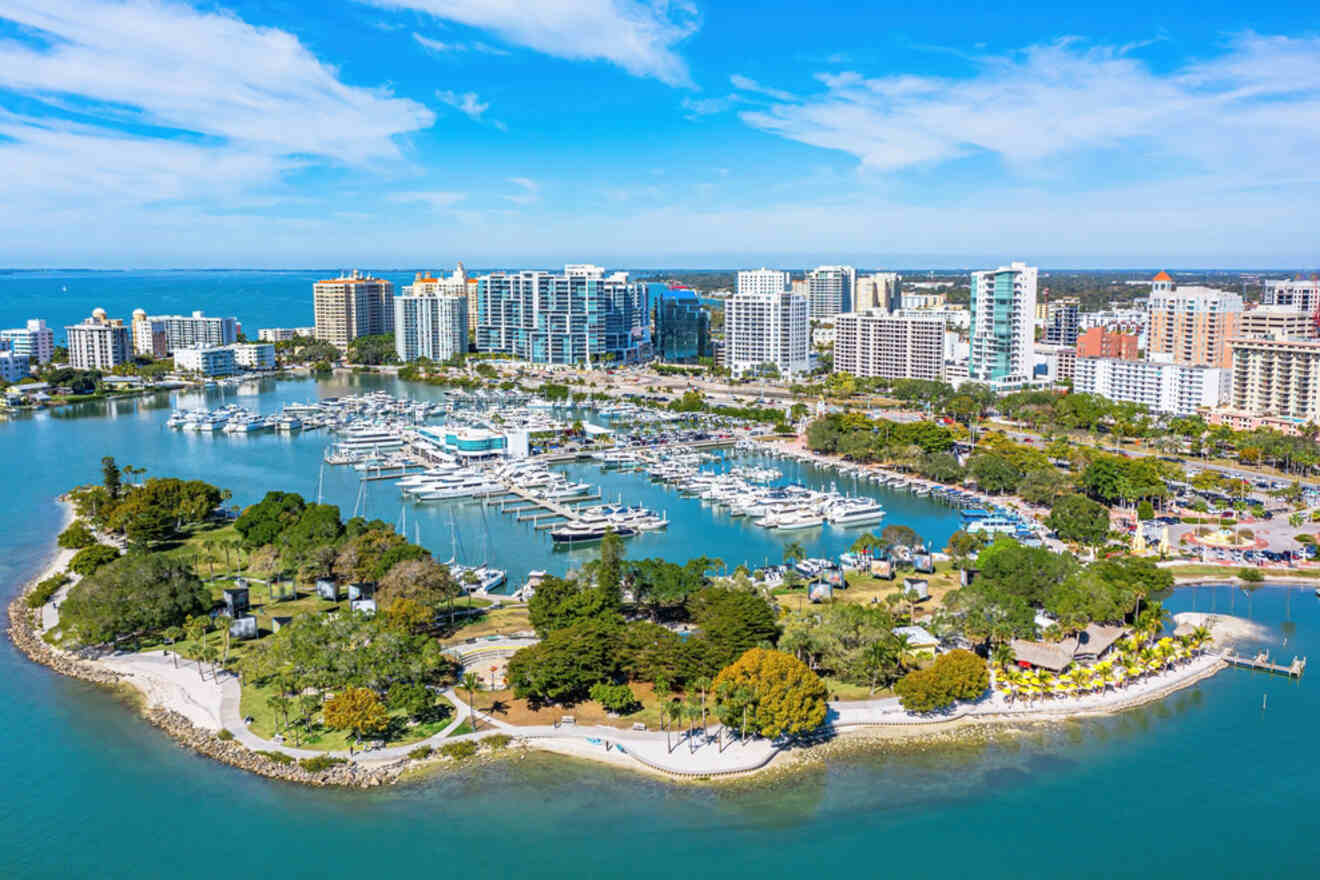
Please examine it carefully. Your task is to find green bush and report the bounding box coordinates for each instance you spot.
[1137,501,1155,521]
[894,649,989,713]
[257,750,294,764]
[589,682,641,714]
[68,544,119,576]
[407,745,434,760]
[57,521,97,550]
[481,734,513,751]
[217,728,234,741]
[26,573,69,608]
[440,741,478,760]
[299,755,347,772]
[1238,567,1265,583]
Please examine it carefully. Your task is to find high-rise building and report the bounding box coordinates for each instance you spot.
[1228,336,1320,421]
[833,310,944,381]
[1239,306,1316,340]
[1147,271,1242,368]
[736,268,790,298]
[257,327,314,342]
[476,266,651,365]
[395,274,469,363]
[131,309,238,357]
[1076,327,1139,359]
[1074,357,1227,415]
[313,270,395,350]
[854,273,901,312]
[0,319,55,365]
[1261,276,1320,314]
[806,265,856,320]
[725,288,809,376]
[0,348,29,383]
[653,285,710,363]
[968,261,1038,388]
[66,309,131,371]
[1044,297,1080,347]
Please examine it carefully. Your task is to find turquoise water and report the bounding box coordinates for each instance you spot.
[3,379,1319,878]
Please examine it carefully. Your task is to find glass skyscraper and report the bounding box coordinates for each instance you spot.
[653,285,710,362]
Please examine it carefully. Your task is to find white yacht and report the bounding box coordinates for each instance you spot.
[825,499,886,526]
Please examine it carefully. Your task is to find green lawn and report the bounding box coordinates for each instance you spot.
[1167,564,1320,580]
[239,680,456,752]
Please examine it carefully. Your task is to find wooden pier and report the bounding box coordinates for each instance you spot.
[1224,650,1307,677]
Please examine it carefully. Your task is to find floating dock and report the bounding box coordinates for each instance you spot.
[1224,650,1307,677]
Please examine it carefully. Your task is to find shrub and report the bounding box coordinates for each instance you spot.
[481,734,513,751]
[57,521,97,550]
[894,649,990,714]
[1238,567,1264,583]
[26,573,70,608]
[257,750,294,765]
[407,745,434,760]
[440,741,478,760]
[68,544,120,576]
[589,682,641,714]
[299,755,347,772]
[217,728,234,741]
[1136,501,1154,521]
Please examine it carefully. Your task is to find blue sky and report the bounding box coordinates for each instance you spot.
[1,0,1318,268]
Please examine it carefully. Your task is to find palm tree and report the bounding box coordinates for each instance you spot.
[461,672,480,731]
[683,697,702,754]
[665,701,683,754]
[864,639,898,694]
[783,540,805,566]
[268,693,291,732]
[184,616,209,677]
[162,626,183,668]
[692,676,711,738]
[214,614,233,664]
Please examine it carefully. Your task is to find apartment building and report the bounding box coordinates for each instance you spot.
[1043,297,1080,347]
[1074,357,1227,415]
[736,268,791,298]
[174,346,237,377]
[968,261,1037,388]
[0,319,55,365]
[1147,271,1242,368]
[476,266,651,365]
[725,289,809,376]
[806,265,856,320]
[257,327,314,342]
[1228,336,1320,423]
[230,343,277,370]
[833,310,944,381]
[854,273,901,312]
[65,309,131,371]
[1261,276,1320,314]
[313,270,395,350]
[131,309,238,357]
[1076,326,1139,359]
[394,276,469,363]
[1238,306,1316,340]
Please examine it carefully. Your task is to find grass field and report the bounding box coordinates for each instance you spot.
[239,679,456,751]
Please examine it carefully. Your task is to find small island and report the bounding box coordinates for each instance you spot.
[9,457,1236,787]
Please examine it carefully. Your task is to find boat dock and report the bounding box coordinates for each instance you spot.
[1224,650,1307,677]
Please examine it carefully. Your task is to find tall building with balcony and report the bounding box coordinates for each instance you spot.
[1228,336,1320,422]
[0,319,55,365]
[1044,297,1080,346]
[65,309,131,371]
[968,262,1037,388]
[725,288,808,376]
[1239,306,1316,340]
[854,273,901,312]
[1261,276,1320,314]
[833,310,944,381]
[313,270,395,350]
[1074,357,1227,415]
[806,265,856,320]
[476,266,651,365]
[653,285,710,363]
[130,309,238,357]
[395,273,469,363]
[1147,271,1242,368]
[736,268,790,298]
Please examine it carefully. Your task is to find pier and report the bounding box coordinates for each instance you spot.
[1224,650,1307,677]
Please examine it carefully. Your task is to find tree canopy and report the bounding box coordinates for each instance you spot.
[711,647,828,739]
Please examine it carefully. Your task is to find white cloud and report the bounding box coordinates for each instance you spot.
[729,74,795,101]
[388,190,466,209]
[680,94,741,117]
[365,0,699,86]
[413,31,510,54]
[737,34,1320,191]
[504,176,539,204]
[0,0,434,165]
[437,89,490,121]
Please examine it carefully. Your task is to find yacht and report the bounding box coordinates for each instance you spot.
[776,509,825,530]
[550,521,638,544]
[825,499,886,526]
